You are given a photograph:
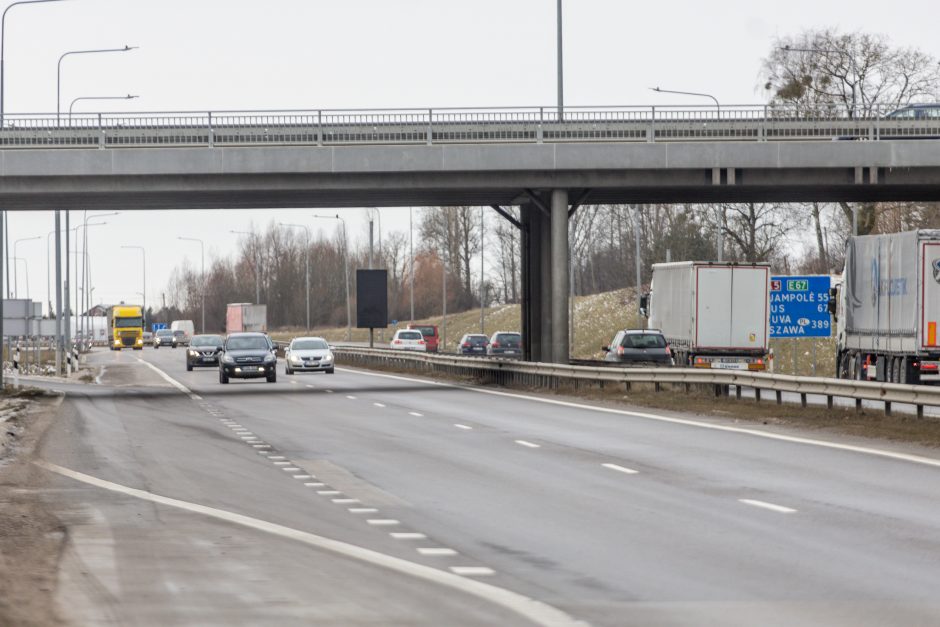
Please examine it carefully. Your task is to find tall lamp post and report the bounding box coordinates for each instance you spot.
[556,0,564,121]
[121,246,146,328]
[279,223,310,330]
[80,212,118,343]
[177,237,205,333]
[57,45,137,125]
[68,94,137,123]
[650,86,721,118]
[1,0,64,126]
[11,257,27,298]
[312,214,351,341]
[12,235,39,297]
[230,230,261,304]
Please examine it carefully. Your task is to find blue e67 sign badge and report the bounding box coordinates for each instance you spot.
[770,275,832,338]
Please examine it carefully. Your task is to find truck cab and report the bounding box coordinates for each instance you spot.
[109,305,144,350]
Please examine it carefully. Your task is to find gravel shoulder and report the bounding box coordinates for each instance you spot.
[0,389,66,627]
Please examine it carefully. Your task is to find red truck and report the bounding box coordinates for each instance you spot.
[408,324,440,352]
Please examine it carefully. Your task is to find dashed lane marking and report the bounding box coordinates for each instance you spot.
[391,532,426,539]
[317,490,342,496]
[292,475,313,480]
[350,508,379,514]
[346,395,357,400]
[409,412,424,417]
[602,463,639,475]
[367,519,400,526]
[304,482,326,487]
[739,499,797,514]
[373,402,386,408]
[454,424,473,430]
[332,498,360,504]
[451,567,496,576]
[515,440,540,449]
[418,548,458,556]
[36,461,584,627]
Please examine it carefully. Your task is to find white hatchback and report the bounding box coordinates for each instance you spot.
[390,329,427,352]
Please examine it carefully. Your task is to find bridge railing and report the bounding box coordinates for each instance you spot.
[0,104,937,148]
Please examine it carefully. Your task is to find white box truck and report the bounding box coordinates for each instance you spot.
[831,229,940,384]
[645,262,770,370]
[226,303,268,333]
[170,320,195,345]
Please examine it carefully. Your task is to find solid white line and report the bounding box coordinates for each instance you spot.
[454,424,473,430]
[350,508,379,514]
[739,499,797,514]
[602,463,639,475]
[36,461,583,627]
[418,548,458,556]
[515,440,540,449]
[367,519,400,526]
[390,532,427,539]
[337,367,940,470]
[135,358,193,394]
[451,567,496,576]
[409,412,424,417]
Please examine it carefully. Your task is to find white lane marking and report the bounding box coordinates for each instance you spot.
[409,412,424,417]
[272,461,290,466]
[135,358,193,394]
[346,395,357,400]
[240,436,256,440]
[293,475,313,480]
[454,424,473,430]
[515,440,540,449]
[332,498,360,504]
[739,499,797,514]
[36,461,582,627]
[339,367,940,471]
[350,508,379,514]
[317,490,341,496]
[282,467,301,472]
[367,519,400,526]
[191,394,203,400]
[325,390,334,393]
[373,402,386,408]
[451,567,496,576]
[304,482,326,487]
[267,456,286,460]
[391,532,427,539]
[291,380,299,385]
[418,547,458,556]
[253,445,271,449]
[602,463,639,475]
[306,384,315,389]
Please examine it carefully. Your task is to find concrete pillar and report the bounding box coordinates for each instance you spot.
[520,205,533,361]
[539,206,553,362]
[551,189,569,363]
[528,205,543,362]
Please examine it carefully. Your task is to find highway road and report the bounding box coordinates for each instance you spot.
[25,346,940,626]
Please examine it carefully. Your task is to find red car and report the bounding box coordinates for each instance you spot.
[407,324,439,352]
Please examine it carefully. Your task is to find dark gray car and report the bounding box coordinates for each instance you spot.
[487,332,521,358]
[603,329,673,366]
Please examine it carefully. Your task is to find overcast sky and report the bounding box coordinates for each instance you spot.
[4,0,937,311]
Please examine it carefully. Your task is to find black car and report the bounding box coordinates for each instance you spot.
[219,332,278,384]
[602,329,674,366]
[186,334,224,371]
[487,331,522,358]
[457,333,489,356]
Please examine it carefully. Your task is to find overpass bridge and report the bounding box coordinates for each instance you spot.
[2,104,939,362]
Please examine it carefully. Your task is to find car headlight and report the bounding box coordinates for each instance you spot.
[291,355,303,364]
[222,355,235,364]
[189,349,198,356]
[322,353,333,362]
[263,353,276,363]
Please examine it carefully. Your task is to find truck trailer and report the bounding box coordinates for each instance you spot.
[831,230,940,384]
[645,262,770,370]
[226,303,268,333]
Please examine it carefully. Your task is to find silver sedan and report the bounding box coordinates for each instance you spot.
[284,337,335,374]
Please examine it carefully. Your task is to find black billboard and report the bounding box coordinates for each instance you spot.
[356,269,388,328]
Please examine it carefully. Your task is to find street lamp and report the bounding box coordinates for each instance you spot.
[121,246,146,328]
[12,235,39,297]
[779,44,861,119]
[47,221,104,317]
[69,94,138,123]
[312,214,351,341]
[650,86,721,118]
[57,45,137,126]
[177,236,205,333]
[12,257,28,298]
[556,0,563,121]
[230,230,261,304]
[79,211,118,343]
[279,223,310,330]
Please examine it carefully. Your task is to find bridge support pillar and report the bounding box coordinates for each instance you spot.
[539,204,553,362]
[521,203,542,362]
[551,189,569,364]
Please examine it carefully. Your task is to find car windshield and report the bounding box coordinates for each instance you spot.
[622,333,667,349]
[226,336,269,350]
[115,316,142,328]
[173,330,186,337]
[156,330,173,337]
[398,331,422,340]
[192,335,223,346]
[412,326,436,337]
[292,339,329,350]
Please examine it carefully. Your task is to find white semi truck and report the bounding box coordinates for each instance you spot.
[644,261,770,370]
[831,230,940,384]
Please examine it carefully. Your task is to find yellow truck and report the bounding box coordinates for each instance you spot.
[108,304,144,351]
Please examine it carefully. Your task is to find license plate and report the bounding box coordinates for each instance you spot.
[712,362,747,370]
[202,357,214,362]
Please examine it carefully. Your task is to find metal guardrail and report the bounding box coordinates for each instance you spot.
[1,104,938,149]
[334,347,940,419]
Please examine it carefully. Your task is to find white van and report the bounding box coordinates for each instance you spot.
[170,320,196,346]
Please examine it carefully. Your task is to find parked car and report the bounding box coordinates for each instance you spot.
[457,333,489,356]
[602,329,674,366]
[153,328,174,349]
[172,329,189,347]
[142,331,153,346]
[186,334,224,371]
[284,337,335,375]
[407,324,439,352]
[390,329,427,352]
[219,332,278,384]
[487,331,522,358]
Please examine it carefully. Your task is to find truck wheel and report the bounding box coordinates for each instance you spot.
[838,352,850,379]
[900,357,911,385]
[853,354,864,380]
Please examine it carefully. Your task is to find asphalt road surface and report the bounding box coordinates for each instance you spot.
[24,346,940,626]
